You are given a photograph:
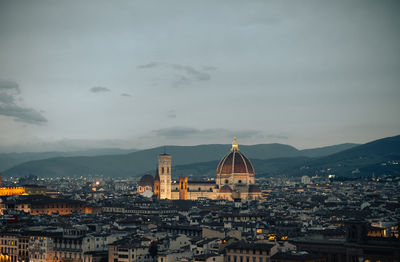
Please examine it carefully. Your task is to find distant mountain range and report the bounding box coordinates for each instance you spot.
[174,135,400,178]
[0,148,138,171]
[2,135,400,178]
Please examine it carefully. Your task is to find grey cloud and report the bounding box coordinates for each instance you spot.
[90,86,110,93]
[153,127,262,139]
[265,134,289,139]
[167,110,177,118]
[0,138,133,153]
[138,62,212,87]
[0,93,15,104]
[0,104,47,124]
[137,62,159,69]
[154,127,198,137]
[202,66,218,71]
[0,79,20,93]
[0,79,47,125]
[172,75,191,88]
[121,93,131,97]
[170,64,210,81]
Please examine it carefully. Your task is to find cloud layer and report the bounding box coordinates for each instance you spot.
[0,79,47,125]
[137,62,214,88]
[153,126,267,139]
[90,86,110,93]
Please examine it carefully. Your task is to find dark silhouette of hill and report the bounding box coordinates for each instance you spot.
[0,148,137,171]
[288,135,400,177]
[299,143,358,157]
[2,142,358,178]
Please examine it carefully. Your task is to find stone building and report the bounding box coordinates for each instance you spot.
[138,138,262,201]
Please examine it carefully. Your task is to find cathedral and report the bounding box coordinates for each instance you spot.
[137,138,262,201]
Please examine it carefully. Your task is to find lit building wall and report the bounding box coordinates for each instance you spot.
[0,187,26,196]
[0,186,46,197]
[158,154,172,199]
[179,177,188,200]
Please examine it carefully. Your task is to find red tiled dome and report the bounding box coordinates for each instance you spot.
[216,138,254,175]
[138,174,154,187]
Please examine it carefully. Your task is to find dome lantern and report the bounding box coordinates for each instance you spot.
[231,136,239,151]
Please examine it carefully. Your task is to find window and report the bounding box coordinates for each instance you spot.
[238,180,242,184]
[162,167,164,173]
[225,179,229,184]
[259,258,263,262]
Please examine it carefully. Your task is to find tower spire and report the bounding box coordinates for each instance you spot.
[231,136,239,151]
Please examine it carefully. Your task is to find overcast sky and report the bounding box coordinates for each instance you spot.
[0,0,399,152]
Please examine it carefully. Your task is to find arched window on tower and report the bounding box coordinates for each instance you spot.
[161,167,164,173]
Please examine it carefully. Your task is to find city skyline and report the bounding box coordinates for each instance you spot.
[1,0,399,152]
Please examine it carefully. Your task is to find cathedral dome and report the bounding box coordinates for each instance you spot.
[138,174,154,187]
[216,137,254,175]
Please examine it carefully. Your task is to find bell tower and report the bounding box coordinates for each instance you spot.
[158,153,172,199]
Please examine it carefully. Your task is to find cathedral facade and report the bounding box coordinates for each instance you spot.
[137,138,262,201]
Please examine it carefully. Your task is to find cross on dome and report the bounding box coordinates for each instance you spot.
[231,136,239,151]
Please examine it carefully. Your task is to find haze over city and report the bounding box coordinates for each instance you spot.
[0,0,399,152]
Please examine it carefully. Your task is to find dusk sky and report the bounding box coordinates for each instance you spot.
[0,0,399,152]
